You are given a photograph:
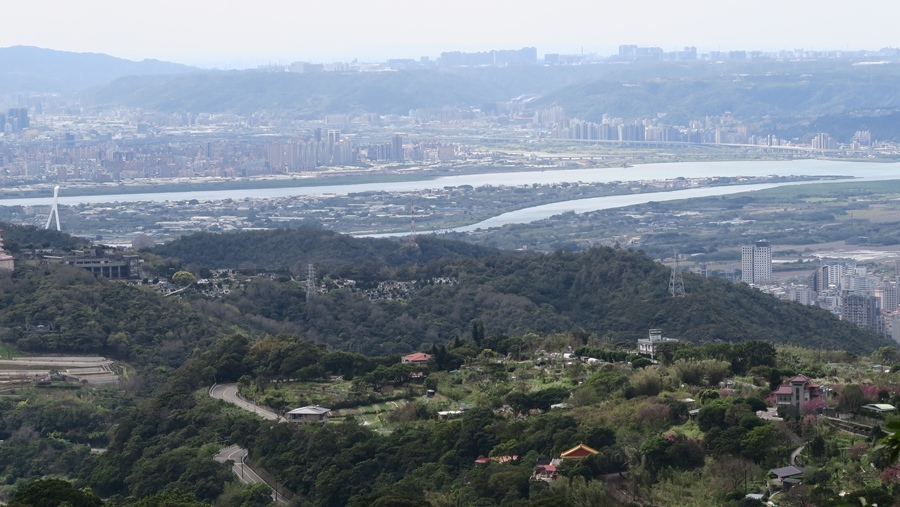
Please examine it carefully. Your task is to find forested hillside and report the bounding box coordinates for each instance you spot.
[70,330,900,507]
[1,227,898,506]
[82,69,508,116]
[536,63,900,126]
[151,228,501,272]
[0,223,89,252]
[2,227,884,364]
[80,58,900,131]
[157,229,888,355]
[0,264,226,373]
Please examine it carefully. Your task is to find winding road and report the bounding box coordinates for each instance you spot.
[213,444,288,503]
[213,445,257,484]
[790,445,806,466]
[210,385,293,503]
[209,383,284,422]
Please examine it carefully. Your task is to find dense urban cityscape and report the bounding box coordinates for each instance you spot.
[3,44,900,189]
[736,239,900,343]
[0,100,892,188]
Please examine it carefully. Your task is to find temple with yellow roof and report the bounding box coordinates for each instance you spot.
[559,443,600,460]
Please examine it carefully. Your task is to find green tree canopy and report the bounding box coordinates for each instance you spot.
[9,478,103,507]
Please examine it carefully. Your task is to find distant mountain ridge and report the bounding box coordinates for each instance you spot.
[6,47,900,139]
[76,58,900,129]
[0,45,197,94]
[80,68,511,116]
[532,61,900,125]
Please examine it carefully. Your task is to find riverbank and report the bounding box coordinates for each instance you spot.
[0,153,886,201]
[2,158,897,208]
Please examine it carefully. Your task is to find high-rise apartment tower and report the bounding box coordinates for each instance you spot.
[741,240,772,285]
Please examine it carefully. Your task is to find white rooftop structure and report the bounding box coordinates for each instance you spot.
[862,403,896,413]
[287,405,330,415]
[637,329,678,359]
[286,405,331,423]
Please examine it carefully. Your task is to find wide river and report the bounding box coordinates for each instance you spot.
[4,159,900,234]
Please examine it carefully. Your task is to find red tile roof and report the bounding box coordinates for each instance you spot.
[401,352,432,362]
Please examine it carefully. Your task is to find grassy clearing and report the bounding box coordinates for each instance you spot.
[264,380,415,410]
[802,197,840,203]
[242,358,598,431]
[669,420,704,439]
[0,343,24,359]
[328,400,415,430]
[755,179,900,198]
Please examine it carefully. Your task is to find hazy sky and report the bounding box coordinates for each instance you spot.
[4,1,899,67]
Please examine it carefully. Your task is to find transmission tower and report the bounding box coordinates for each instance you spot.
[45,185,61,231]
[305,263,315,300]
[668,250,685,297]
[409,206,417,245]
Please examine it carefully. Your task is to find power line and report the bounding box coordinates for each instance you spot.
[305,264,315,301]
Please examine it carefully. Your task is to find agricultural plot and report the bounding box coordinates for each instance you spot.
[0,355,120,386]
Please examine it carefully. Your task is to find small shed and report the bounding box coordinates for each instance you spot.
[862,403,896,414]
[769,465,805,490]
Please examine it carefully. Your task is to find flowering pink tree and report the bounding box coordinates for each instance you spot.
[881,464,900,484]
[801,398,824,415]
[862,384,880,400]
[636,403,670,431]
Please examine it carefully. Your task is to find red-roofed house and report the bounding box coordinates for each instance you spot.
[772,374,822,410]
[532,463,558,481]
[401,352,432,365]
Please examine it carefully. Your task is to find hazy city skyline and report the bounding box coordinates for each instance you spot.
[4,0,900,68]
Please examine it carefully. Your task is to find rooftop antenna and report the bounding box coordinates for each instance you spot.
[305,263,315,301]
[669,250,685,297]
[45,185,61,231]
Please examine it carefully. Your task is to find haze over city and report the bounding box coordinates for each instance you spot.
[4,0,900,67]
[7,2,900,506]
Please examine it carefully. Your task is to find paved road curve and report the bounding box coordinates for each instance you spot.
[209,383,284,422]
[214,444,287,503]
[214,445,257,485]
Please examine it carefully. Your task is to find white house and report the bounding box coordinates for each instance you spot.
[286,405,331,424]
[637,329,678,359]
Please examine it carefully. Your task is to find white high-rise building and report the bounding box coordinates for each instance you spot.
[741,240,772,285]
[875,283,900,313]
[844,274,878,294]
[826,264,845,290]
[789,286,814,305]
